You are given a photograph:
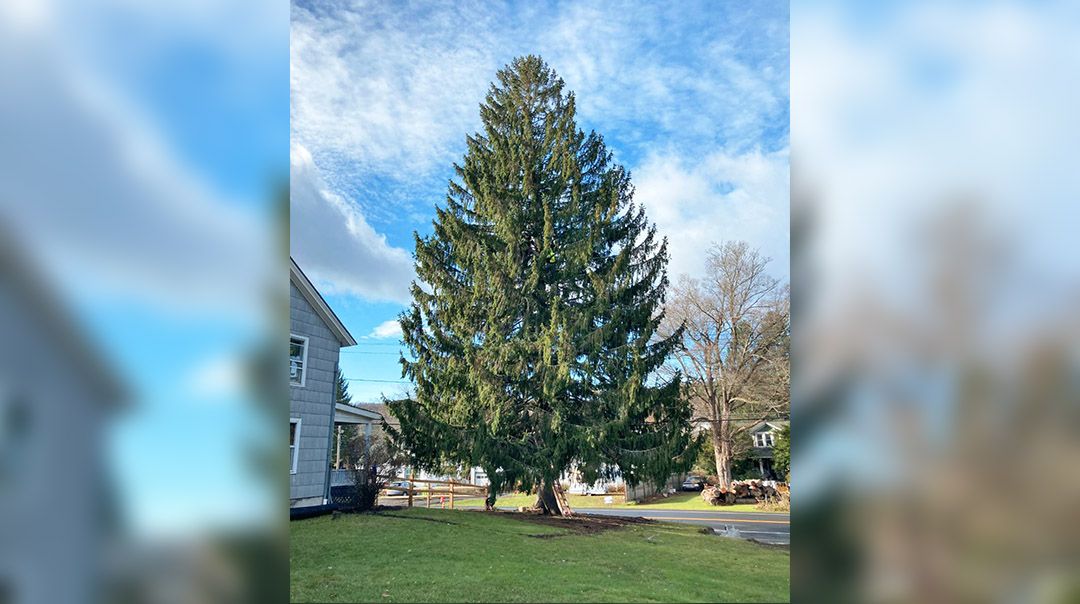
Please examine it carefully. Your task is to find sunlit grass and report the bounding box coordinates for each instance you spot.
[291,508,789,603]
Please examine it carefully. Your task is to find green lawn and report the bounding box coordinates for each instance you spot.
[291,508,789,603]
[484,491,777,513]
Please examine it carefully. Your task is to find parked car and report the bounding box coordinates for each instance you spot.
[680,475,706,491]
[384,481,412,496]
[567,482,608,496]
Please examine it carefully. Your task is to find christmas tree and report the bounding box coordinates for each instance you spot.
[389,56,695,515]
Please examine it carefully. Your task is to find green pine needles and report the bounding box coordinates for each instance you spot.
[388,56,696,514]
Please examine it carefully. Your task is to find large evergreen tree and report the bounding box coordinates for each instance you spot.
[389,56,695,515]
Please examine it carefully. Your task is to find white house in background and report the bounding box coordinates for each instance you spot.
[289,258,381,514]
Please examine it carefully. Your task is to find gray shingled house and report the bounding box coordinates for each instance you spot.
[289,258,380,514]
[0,232,123,603]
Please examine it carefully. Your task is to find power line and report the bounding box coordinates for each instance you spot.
[345,378,412,384]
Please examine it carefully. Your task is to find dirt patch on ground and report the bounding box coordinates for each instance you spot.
[473,510,654,538]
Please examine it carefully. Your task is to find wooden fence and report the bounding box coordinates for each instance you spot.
[376,474,487,509]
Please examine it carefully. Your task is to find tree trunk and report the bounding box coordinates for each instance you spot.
[534,479,574,516]
[713,418,733,488]
[485,485,497,511]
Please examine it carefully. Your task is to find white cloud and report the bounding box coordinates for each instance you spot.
[186,353,246,400]
[0,15,271,317]
[290,144,414,302]
[634,147,790,282]
[367,320,402,340]
[290,1,498,179]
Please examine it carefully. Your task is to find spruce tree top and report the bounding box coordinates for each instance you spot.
[389,56,695,494]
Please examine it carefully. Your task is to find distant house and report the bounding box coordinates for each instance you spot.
[290,258,380,515]
[354,402,396,453]
[747,420,788,480]
[357,402,496,486]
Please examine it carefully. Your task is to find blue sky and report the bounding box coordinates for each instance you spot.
[290,0,790,404]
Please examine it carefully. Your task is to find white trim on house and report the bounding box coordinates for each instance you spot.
[290,334,309,387]
[748,420,786,433]
[290,417,302,474]
[290,257,358,347]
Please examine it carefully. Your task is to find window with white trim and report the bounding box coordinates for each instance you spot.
[754,432,775,448]
[290,335,308,386]
[290,418,301,474]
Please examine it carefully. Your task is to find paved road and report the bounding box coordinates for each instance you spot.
[571,507,789,545]
[450,502,789,545]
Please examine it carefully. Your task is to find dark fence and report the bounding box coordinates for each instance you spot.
[329,469,375,511]
[625,473,688,503]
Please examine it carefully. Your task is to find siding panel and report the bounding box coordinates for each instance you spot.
[289,281,343,505]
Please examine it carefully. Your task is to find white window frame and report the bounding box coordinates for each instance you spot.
[755,432,775,448]
[290,334,308,387]
[290,417,301,474]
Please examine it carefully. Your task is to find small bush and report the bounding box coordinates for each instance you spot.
[336,435,402,512]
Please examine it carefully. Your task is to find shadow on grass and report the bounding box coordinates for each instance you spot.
[371,512,461,525]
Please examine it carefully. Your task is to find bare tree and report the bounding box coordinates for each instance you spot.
[660,241,789,487]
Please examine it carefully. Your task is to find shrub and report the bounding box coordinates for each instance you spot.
[772,424,790,482]
[336,436,401,512]
[730,455,759,481]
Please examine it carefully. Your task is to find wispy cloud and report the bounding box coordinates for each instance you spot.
[290,144,414,302]
[291,0,789,286]
[539,3,788,154]
[367,319,402,339]
[290,1,500,181]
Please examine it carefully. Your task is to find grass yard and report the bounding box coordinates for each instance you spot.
[485,491,775,513]
[291,508,789,603]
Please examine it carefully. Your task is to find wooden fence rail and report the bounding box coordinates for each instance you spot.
[376,474,486,488]
[376,474,487,509]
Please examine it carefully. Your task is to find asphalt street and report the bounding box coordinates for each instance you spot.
[565,507,790,545]
[442,500,790,545]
